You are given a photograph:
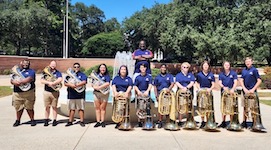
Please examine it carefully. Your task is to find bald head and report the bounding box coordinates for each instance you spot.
[49,61,57,70]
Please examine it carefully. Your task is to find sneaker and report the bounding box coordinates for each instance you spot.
[131,98,135,103]
[241,121,247,128]
[52,120,57,126]
[101,122,106,128]
[31,120,36,126]
[218,121,227,128]
[94,122,101,128]
[115,123,120,129]
[44,119,49,127]
[158,121,163,129]
[178,122,184,127]
[65,122,73,127]
[200,121,206,129]
[13,120,20,127]
[80,121,85,127]
[138,122,143,127]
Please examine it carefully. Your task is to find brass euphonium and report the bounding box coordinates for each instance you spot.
[112,92,132,130]
[142,97,155,130]
[221,90,242,131]
[65,68,85,93]
[176,89,197,130]
[89,70,110,95]
[11,65,31,91]
[197,89,218,131]
[158,88,180,131]
[244,93,266,132]
[42,66,62,91]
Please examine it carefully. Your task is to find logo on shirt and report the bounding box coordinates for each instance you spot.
[249,72,253,75]
[78,76,81,79]
[230,75,233,78]
[208,76,212,80]
[145,52,148,55]
[166,77,169,80]
[188,75,191,78]
[102,77,105,80]
[146,78,149,81]
[125,79,128,82]
[25,72,29,75]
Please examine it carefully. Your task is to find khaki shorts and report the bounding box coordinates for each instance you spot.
[93,91,109,102]
[12,89,35,111]
[68,99,85,110]
[43,91,59,107]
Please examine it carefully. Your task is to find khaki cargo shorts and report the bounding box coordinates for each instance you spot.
[43,91,59,107]
[12,89,35,111]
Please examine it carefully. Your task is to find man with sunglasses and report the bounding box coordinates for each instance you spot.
[64,63,87,127]
[11,59,36,127]
[41,60,63,126]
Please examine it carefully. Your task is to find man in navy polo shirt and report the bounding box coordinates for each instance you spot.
[132,40,153,81]
[11,59,36,127]
[240,57,262,128]
[134,63,153,127]
[64,63,87,127]
[218,61,238,128]
[153,64,174,128]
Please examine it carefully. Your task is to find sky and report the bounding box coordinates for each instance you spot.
[71,0,172,22]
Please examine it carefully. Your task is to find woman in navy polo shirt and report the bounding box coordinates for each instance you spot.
[195,61,215,128]
[92,64,111,128]
[112,65,133,128]
[218,61,238,128]
[175,62,195,126]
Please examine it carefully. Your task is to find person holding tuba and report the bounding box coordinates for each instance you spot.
[41,60,63,126]
[175,62,195,126]
[153,64,175,128]
[91,64,110,128]
[134,63,153,128]
[112,65,133,129]
[239,57,262,129]
[11,59,36,127]
[195,61,215,129]
[218,61,238,128]
[64,63,87,127]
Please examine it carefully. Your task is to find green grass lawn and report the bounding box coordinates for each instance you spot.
[260,100,271,106]
[0,86,12,98]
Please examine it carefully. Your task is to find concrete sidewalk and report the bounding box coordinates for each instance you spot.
[0,86,271,150]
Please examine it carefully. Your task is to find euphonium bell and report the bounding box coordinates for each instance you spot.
[250,94,266,132]
[142,98,155,130]
[118,98,132,131]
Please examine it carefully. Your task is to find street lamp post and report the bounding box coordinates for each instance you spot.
[65,0,69,58]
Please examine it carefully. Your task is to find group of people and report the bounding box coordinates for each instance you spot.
[10,40,262,131]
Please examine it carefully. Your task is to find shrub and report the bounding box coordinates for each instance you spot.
[2,69,11,75]
[85,65,114,78]
[263,67,271,75]
[260,74,271,89]
[151,68,160,78]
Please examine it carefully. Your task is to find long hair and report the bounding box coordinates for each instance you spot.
[97,63,108,75]
[200,60,211,72]
[222,61,231,72]
[118,65,129,77]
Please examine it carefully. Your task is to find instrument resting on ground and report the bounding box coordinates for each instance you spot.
[65,68,85,93]
[11,65,31,91]
[42,66,62,91]
[89,70,110,95]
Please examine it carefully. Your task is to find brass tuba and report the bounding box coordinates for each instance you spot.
[221,90,242,131]
[89,70,110,95]
[158,89,180,131]
[65,68,85,93]
[176,89,197,130]
[112,92,132,130]
[11,65,31,91]
[42,66,62,91]
[244,93,266,132]
[197,89,218,131]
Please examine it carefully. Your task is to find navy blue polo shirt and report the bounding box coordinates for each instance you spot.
[13,68,36,92]
[112,76,133,92]
[196,71,215,88]
[175,72,195,87]
[241,66,261,90]
[93,73,110,92]
[67,71,87,99]
[133,49,152,74]
[43,70,62,92]
[153,73,174,93]
[134,74,152,91]
[219,70,237,89]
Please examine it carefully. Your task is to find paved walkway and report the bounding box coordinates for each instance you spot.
[0,75,271,150]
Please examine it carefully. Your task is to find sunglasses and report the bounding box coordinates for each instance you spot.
[182,66,189,69]
[73,66,80,68]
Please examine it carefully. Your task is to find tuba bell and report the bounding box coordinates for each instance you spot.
[244,93,266,132]
[42,66,62,91]
[65,68,85,93]
[89,70,110,95]
[176,89,197,130]
[112,92,132,131]
[158,89,180,131]
[11,65,31,91]
[197,89,218,131]
[221,90,242,131]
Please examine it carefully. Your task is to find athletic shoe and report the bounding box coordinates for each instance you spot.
[52,120,57,126]
[115,123,120,129]
[44,119,49,127]
[80,121,85,127]
[31,120,36,126]
[65,122,73,127]
[241,121,247,128]
[218,121,227,128]
[101,122,106,128]
[200,121,206,129]
[158,121,163,128]
[13,120,20,127]
[138,122,143,127]
[94,122,101,128]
